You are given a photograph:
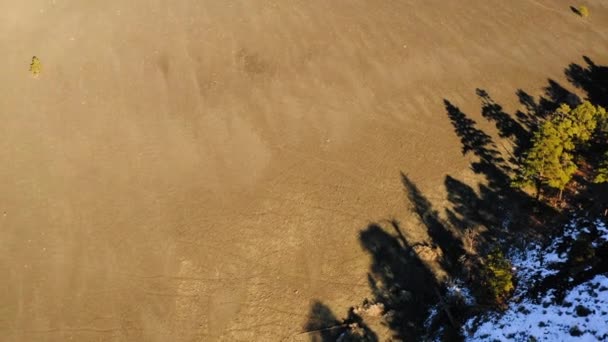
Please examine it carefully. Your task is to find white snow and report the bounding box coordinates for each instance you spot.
[446,279,476,306]
[464,218,608,341]
[465,274,608,341]
[594,221,608,247]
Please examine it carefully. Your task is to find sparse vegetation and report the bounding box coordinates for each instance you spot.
[513,101,606,199]
[29,56,41,76]
[578,5,589,18]
[479,249,514,306]
[6,4,606,340]
[595,152,608,183]
[512,118,577,199]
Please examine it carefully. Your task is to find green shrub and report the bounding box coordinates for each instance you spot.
[512,101,606,199]
[578,5,589,17]
[29,56,42,76]
[480,249,514,306]
[595,152,608,183]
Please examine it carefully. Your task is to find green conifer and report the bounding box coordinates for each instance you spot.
[595,152,608,183]
[513,120,576,198]
[514,102,606,199]
[558,102,606,145]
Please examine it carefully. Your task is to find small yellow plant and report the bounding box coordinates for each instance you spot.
[29,56,42,76]
[480,249,514,306]
[578,5,589,17]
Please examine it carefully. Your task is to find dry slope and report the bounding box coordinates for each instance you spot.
[1,0,608,340]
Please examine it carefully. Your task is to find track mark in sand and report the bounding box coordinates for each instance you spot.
[524,0,585,20]
[117,272,261,283]
[170,239,368,290]
[265,160,304,187]
[274,145,381,189]
[236,303,308,318]
[246,191,370,223]
[143,291,199,298]
[222,319,285,333]
[170,259,208,340]
[307,204,367,221]
[20,327,121,334]
[286,276,369,289]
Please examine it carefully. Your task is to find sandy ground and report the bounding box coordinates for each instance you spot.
[1,0,608,340]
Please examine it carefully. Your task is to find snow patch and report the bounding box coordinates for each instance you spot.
[464,218,608,341]
[465,275,608,341]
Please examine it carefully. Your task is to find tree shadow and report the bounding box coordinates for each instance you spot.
[544,78,581,108]
[565,56,608,214]
[444,100,498,162]
[303,219,454,341]
[565,56,608,108]
[338,78,573,340]
[303,301,344,342]
[444,175,497,233]
[515,89,542,131]
[515,86,572,133]
[443,92,558,240]
[444,100,509,190]
[514,77,581,135]
[300,57,603,340]
[476,88,530,155]
[401,173,466,274]
[359,222,442,340]
[441,99,513,234]
[302,301,378,342]
[570,6,581,16]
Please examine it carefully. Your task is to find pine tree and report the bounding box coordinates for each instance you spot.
[480,249,514,306]
[595,152,608,216]
[595,152,608,183]
[513,120,577,199]
[513,102,606,199]
[556,102,607,145]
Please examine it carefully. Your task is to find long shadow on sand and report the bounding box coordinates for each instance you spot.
[566,56,608,108]
[302,56,606,341]
[302,296,378,341]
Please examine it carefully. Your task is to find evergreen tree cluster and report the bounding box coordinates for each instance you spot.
[513,101,607,198]
[596,152,608,183]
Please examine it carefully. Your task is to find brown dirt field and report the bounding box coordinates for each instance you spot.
[1,0,608,340]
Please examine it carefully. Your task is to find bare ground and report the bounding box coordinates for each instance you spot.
[1,0,608,340]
